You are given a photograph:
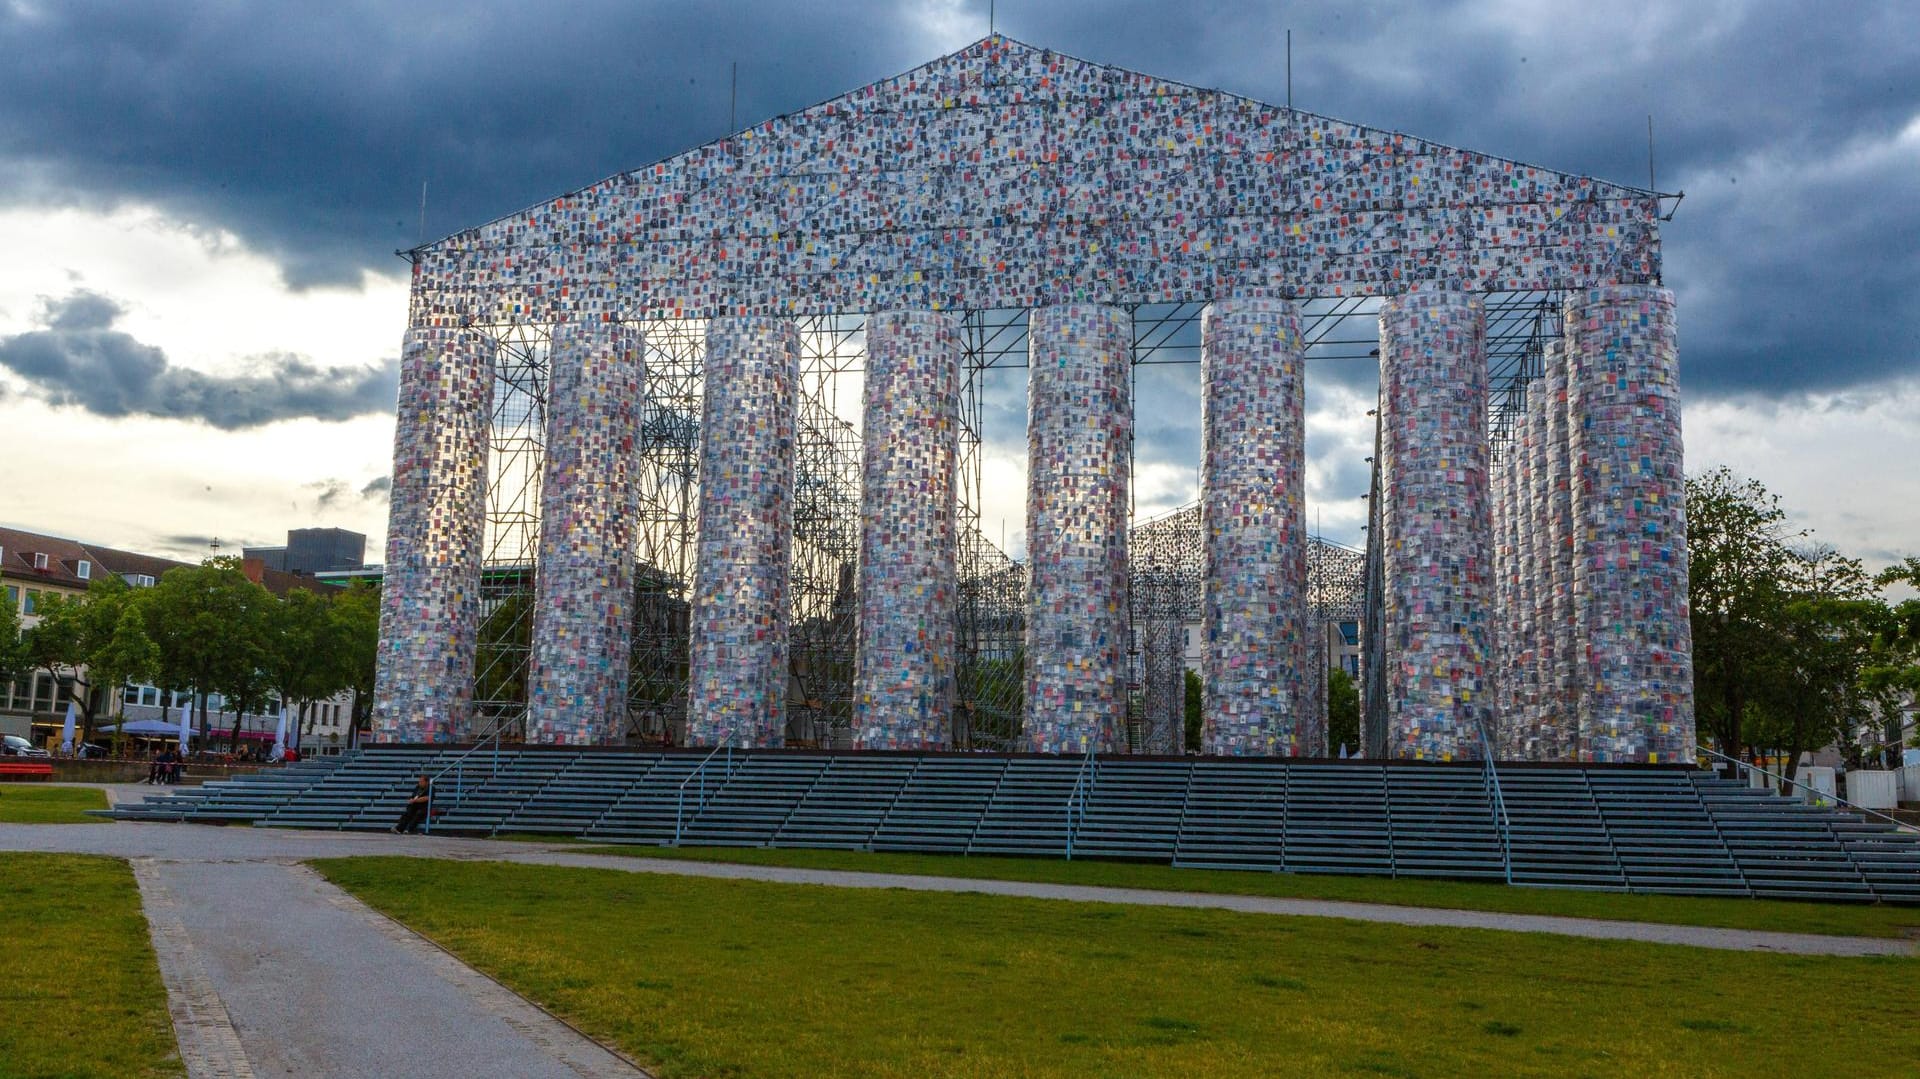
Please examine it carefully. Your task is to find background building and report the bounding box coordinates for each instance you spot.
[245,527,367,576]
[1,523,358,753]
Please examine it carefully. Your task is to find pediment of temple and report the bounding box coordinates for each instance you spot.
[413,35,1661,325]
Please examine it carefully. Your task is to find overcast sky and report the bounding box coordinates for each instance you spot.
[2,0,1915,567]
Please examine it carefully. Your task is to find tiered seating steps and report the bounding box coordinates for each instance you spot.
[105,747,1920,903]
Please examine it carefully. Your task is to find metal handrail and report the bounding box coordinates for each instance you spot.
[674,742,734,845]
[1473,724,1515,885]
[421,716,515,834]
[1064,747,1099,861]
[1674,759,1753,898]
[1695,744,1913,833]
[866,755,926,852]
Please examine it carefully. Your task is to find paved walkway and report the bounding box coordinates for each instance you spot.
[8,823,648,1079]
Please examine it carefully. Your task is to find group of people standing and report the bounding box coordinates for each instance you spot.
[145,748,185,784]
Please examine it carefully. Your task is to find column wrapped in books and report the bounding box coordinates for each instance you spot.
[687,317,799,748]
[1566,286,1693,762]
[374,322,494,743]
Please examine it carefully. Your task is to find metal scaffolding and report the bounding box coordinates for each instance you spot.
[462,291,1551,748]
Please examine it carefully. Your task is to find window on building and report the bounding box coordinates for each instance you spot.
[23,590,40,615]
[32,552,48,570]
[4,585,16,611]
[75,560,91,580]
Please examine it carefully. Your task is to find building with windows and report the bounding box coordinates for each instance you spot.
[245,527,367,576]
[1,524,359,753]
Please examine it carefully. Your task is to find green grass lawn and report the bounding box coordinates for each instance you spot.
[0,854,181,1079]
[319,857,1919,1079]
[0,785,110,824]
[583,843,1920,940]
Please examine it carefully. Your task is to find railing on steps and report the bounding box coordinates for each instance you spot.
[1696,745,1913,832]
[865,755,926,852]
[1696,744,1906,900]
[1576,766,1632,891]
[771,756,838,844]
[1065,748,1099,860]
[1677,759,1754,898]
[422,717,516,834]
[673,742,737,845]
[1472,724,1514,885]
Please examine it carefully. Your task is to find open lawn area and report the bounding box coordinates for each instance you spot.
[0,785,109,824]
[0,854,181,1079]
[318,856,1919,1079]
[586,843,1920,940]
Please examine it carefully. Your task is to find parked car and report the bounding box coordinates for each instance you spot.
[2,734,51,758]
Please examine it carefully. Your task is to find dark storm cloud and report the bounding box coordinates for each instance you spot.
[359,476,392,501]
[0,290,398,429]
[1,1,1915,394]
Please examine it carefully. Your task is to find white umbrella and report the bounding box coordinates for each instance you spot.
[60,701,76,755]
[176,699,193,751]
[271,705,288,762]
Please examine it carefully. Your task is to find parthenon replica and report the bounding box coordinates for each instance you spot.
[372,35,1690,763]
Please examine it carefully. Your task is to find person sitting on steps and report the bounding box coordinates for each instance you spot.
[392,776,432,834]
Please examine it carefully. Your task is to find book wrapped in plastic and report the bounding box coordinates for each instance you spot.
[1141,616,1185,754]
[688,317,799,748]
[1542,338,1580,757]
[374,325,494,743]
[528,320,644,745]
[1025,305,1131,754]
[1567,285,1694,762]
[854,310,960,749]
[1378,288,1493,760]
[1201,292,1311,756]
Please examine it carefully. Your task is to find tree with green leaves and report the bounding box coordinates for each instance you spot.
[142,557,273,750]
[19,592,83,717]
[0,588,27,689]
[331,581,381,748]
[1686,467,1801,761]
[1863,558,1920,765]
[18,574,147,747]
[1326,666,1360,754]
[92,605,160,756]
[264,587,356,749]
[1745,546,1881,774]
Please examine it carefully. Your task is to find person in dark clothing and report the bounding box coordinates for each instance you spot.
[392,776,432,834]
